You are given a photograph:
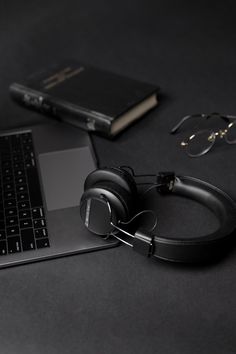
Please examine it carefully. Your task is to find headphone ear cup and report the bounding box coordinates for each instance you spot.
[108,167,138,196]
[98,181,135,218]
[80,181,134,235]
[84,167,137,197]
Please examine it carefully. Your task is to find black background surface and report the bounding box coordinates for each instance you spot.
[1,1,236,353]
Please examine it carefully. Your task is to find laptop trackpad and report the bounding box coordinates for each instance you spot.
[38,147,96,211]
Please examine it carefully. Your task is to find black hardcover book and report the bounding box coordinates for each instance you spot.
[9,60,159,138]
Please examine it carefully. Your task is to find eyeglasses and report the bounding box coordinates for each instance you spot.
[170,113,236,157]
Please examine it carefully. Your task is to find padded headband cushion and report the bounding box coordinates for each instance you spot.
[152,176,236,263]
[84,167,137,197]
[173,176,236,232]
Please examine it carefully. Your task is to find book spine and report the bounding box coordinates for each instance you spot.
[9,83,112,137]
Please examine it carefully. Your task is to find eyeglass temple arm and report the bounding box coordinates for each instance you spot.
[224,115,236,120]
[170,114,205,134]
[170,113,236,135]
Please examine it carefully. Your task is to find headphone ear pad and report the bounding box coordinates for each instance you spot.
[84,167,137,197]
[80,181,134,235]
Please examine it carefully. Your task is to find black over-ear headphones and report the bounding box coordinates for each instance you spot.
[80,167,236,263]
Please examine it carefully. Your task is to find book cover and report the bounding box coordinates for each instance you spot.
[10,60,159,137]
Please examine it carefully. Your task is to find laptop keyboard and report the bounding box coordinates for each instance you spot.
[0,131,50,255]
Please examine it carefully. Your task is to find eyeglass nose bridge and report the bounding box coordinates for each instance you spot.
[214,129,228,139]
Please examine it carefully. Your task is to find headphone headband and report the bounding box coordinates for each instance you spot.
[149,175,236,262]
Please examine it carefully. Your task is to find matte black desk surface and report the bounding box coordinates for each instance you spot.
[1,1,236,353]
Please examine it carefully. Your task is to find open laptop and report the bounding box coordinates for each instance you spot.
[0,122,118,268]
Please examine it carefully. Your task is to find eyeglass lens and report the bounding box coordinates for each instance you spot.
[186,130,215,157]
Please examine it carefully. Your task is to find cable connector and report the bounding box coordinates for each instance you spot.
[157,172,175,194]
[133,231,154,257]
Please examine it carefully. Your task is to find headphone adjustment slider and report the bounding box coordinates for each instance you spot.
[133,231,154,257]
[157,172,175,194]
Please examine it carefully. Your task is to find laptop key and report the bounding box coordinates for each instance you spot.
[3,175,13,184]
[3,183,14,191]
[1,154,11,162]
[4,199,16,208]
[18,201,30,210]
[26,167,43,207]
[13,162,24,170]
[7,236,21,253]
[0,230,6,239]
[12,155,23,163]
[23,144,33,152]
[0,241,7,255]
[21,228,35,251]
[16,184,27,193]
[19,209,31,219]
[36,238,50,249]
[20,219,32,229]
[5,207,17,217]
[2,160,12,168]
[10,134,21,146]
[2,167,13,176]
[21,133,32,143]
[33,219,46,229]
[34,228,48,238]
[4,190,16,200]
[0,135,10,144]
[23,152,32,161]
[15,169,25,177]
[17,192,29,202]
[6,226,20,236]
[6,216,18,226]
[25,161,34,169]
[15,176,26,185]
[11,146,21,154]
[0,221,5,229]
[32,207,44,219]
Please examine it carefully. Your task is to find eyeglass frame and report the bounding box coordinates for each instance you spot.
[170,112,236,157]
